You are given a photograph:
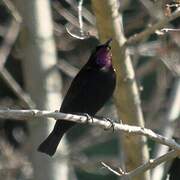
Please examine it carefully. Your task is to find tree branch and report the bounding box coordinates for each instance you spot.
[125,10,180,46]
[101,150,180,178]
[0,109,179,151]
[0,69,35,108]
[0,20,20,71]
[2,0,22,23]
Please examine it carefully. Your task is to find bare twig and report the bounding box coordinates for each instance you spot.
[101,162,121,176]
[65,0,96,25]
[57,59,78,78]
[139,0,163,20]
[136,60,157,78]
[66,0,90,39]
[161,28,180,32]
[2,0,22,23]
[0,109,179,150]
[0,17,34,108]
[101,150,180,178]
[78,0,84,35]
[52,1,90,39]
[65,26,89,39]
[166,4,180,8]
[125,10,180,46]
[0,69,35,108]
[52,2,82,29]
[0,20,20,70]
[128,150,179,178]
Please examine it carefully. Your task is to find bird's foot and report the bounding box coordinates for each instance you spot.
[76,113,93,124]
[103,118,115,131]
[84,113,94,124]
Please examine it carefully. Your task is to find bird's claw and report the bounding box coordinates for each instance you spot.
[104,118,115,131]
[76,113,93,124]
[84,113,94,124]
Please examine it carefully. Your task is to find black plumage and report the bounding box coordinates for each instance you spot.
[38,39,116,156]
[168,157,180,180]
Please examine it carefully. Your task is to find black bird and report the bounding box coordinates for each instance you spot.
[38,39,116,156]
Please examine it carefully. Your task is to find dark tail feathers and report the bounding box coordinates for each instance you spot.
[37,131,63,156]
[38,121,76,156]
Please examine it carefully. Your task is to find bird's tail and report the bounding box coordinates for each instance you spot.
[38,120,75,156]
[37,130,63,156]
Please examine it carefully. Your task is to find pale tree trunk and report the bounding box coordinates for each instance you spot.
[14,0,69,180]
[91,1,150,180]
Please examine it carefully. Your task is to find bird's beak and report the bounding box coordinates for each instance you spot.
[104,38,112,47]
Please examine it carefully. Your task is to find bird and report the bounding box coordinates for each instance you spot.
[38,38,116,156]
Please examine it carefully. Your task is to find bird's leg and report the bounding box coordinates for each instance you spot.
[75,113,94,124]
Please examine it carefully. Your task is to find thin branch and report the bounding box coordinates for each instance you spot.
[128,150,179,178]
[0,20,20,71]
[125,10,180,46]
[53,1,90,39]
[101,162,121,176]
[161,28,180,32]
[0,109,179,150]
[78,0,84,35]
[0,18,34,109]
[65,25,89,40]
[2,0,22,23]
[166,4,180,8]
[0,69,35,108]
[57,59,78,78]
[52,1,82,29]
[102,150,180,178]
[66,0,90,39]
[65,0,96,25]
[139,0,163,20]
[136,60,157,78]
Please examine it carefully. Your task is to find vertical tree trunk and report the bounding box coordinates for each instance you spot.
[91,1,150,180]
[14,0,69,180]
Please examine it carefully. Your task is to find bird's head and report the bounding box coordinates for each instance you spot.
[88,38,113,70]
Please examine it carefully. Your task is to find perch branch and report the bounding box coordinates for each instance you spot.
[0,109,179,151]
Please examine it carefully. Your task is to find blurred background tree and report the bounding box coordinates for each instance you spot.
[0,0,179,180]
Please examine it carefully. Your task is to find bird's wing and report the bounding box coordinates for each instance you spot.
[60,67,93,113]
